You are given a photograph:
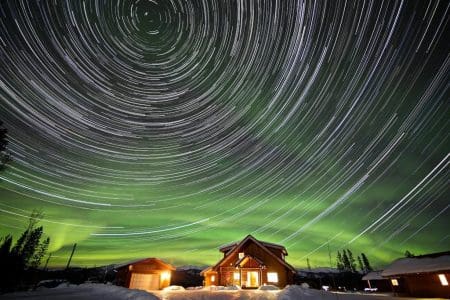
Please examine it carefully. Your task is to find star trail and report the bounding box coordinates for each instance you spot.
[0,0,448,268]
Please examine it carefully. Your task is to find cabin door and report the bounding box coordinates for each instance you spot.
[129,273,160,290]
[246,271,259,287]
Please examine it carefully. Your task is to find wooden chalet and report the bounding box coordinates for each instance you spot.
[201,235,296,288]
[114,258,175,291]
[381,251,450,298]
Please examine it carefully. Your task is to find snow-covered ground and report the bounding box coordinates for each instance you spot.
[1,283,446,300]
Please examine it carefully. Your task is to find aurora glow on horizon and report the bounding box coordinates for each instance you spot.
[0,0,448,269]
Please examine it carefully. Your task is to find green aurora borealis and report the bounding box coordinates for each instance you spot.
[0,0,449,269]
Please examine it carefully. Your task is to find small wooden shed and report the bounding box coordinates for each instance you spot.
[114,258,175,291]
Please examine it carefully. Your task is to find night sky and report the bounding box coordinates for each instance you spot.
[0,0,448,268]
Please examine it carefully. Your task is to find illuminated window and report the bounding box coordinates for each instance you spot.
[161,271,171,281]
[267,272,278,283]
[438,274,448,286]
[391,279,399,286]
[239,252,245,259]
[211,275,215,282]
[234,272,240,280]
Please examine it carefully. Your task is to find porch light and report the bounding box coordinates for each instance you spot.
[391,279,399,286]
[438,274,448,286]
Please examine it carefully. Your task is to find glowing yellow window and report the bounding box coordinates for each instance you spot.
[161,271,171,281]
[438,274,448,286]
[233,272,240,280]
[391,279,399,286]
[211,275,215,282]
[267,272,278,283]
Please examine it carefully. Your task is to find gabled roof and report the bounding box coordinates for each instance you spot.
[114,257,175,270]
[382,251,450,277]
[212,235,296,273]
[219,237,288,255]
[362,271,386,281]
[200,266,213,276]
[235,254,265,268]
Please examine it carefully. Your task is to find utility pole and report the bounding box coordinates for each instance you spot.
[328,243,337,291]
[66,243,77,270]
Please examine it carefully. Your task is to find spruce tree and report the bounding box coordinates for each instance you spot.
[346,249,356,272]
[342,250,351,272]
[404,250,414,258]
[30,237,50,269]
[336,251,344,271]
[357,255,364,272]
[0,210,51,290]
[361,253,373,272]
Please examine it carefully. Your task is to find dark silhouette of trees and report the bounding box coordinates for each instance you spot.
[357,255,364,272]
[346,249,357,272]
[0,121,11,171]
[342,250,351,271]
[404,250,415,258]
[337,251,344,271]
[336,249,373,273]
[0,210,50,291]
[361,253,373,272]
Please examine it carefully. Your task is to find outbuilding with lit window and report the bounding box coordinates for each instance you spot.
[382,251,450,298]
[114,257,175,291]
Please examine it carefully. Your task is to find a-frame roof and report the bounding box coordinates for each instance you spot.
[220,237,288,255]
[212,234,296,273]
[235,254,265,267]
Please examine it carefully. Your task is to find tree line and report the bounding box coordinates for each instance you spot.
[1,122,51,290]
[336,249,372,273]
[0,211,51,291]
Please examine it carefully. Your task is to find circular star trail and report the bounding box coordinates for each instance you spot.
[0,0,448,267]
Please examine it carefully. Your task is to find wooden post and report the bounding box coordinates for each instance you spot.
[239,267,242,287]
[66,243,77,270]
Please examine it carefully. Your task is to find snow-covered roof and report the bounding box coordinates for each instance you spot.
[177,265,206,271]
[382,252,450,276]
[362,271,385,281]
[114,257,175,270]
[297,267,340,274]
[211,235,296,273]
[219,235,287,254]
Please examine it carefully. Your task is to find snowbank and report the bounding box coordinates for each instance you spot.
[1,283,159,300]
[278,285,394,299]
[0,283,433,300]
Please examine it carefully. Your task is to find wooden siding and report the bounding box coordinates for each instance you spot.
[206,237,294,287]
[399,272,450,298]
[115,258,173,290]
